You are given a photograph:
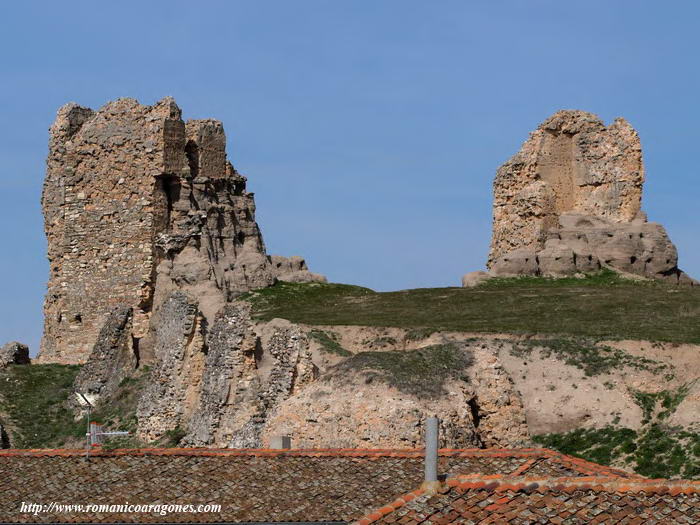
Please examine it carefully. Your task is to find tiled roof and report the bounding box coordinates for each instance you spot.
[356,474,700,524]
[0,447,632,523]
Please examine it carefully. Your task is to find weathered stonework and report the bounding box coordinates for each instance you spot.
[71,305,137,409]
[486,110,694,284]
[0,342,30,368]
[40,97,324,364]
[136,296,317,447]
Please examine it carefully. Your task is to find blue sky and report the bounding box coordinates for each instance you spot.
[1,1,698,354]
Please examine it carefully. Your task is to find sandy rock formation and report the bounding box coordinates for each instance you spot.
[39,97,323,364]
[0,342,30,368]
[136,292,207,440]
[270,256,327,283]
[263,340,529,448]
[486,110,694,284]
[461,271,490,288]
[135,295,317,447]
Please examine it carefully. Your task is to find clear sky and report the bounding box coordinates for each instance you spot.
[1,1,698,355]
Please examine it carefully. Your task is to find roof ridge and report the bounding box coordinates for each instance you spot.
[0,446,575,458]
[540,448,643,478]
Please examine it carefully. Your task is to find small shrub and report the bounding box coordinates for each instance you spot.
[308,330,351,356]
[511,338,666,377]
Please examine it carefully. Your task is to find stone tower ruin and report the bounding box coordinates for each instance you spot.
[40,97,323,364]
[487,110,695,284]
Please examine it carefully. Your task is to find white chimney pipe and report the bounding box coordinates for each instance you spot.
[270,435,291,449]
[424,416,439,486]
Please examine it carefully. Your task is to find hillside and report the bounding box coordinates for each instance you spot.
[241,271,700,343]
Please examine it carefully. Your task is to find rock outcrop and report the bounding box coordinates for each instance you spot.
[270,256,327,283]
[135,295,318,447]
[486,110,694,284]
[39,97,324,364]
[0,342,30,368]
[71,305,137,409]
[263,340,529,448]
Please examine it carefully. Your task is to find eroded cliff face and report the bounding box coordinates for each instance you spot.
[66,296,524,448]
[135,296,318,447]
[487,110,694,284]
[40,97,323,364]
[263,339,529,449]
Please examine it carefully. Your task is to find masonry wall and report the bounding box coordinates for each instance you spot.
[39,98,275,364]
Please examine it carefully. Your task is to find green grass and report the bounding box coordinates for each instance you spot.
[510,338,668,377]
[241,273,700,343]
[308,330,351,356]
[535,425,700,479]
[0,363,151,449]
[329,343,472,397]
[632,382,695,424]
[0,364,85,448]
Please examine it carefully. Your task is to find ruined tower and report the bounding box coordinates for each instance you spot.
[487,110,694,284]
[40,97,322,364]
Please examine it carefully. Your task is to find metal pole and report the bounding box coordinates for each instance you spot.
[85,403,91,460]
[424,416,439,484]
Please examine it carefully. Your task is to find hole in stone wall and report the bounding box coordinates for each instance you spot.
[185,140,199,178]
[468,397,481,429]
[630,256,637,265]
[236,231,245,245]
[132,335,141,368]
[156,174,181,230]
[253,337,264,365]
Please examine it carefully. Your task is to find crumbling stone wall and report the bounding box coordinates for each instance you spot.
[70,305,136,409]
[40,97,323,364]
[487,110,694,284]
[136,296,317,447]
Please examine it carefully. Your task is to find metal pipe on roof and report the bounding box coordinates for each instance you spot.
[270,436,292,449]
[424,416,439,484]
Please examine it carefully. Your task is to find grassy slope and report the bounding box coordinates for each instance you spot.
[0,364,153,449]
[241,271,700,343]
[0,364,84,448]
[241,274,700,478]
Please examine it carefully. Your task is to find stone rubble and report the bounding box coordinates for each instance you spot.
[0,342,30,368]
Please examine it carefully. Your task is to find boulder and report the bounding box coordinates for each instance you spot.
[270,255,327,283]
[461,271,491,287]
[71,305,136,409]
[537,240,576,277]
[489,249,539,277]
[0,342,30,368]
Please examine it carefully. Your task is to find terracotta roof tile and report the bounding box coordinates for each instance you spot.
[358,475,700,524]
[0,447,634,523]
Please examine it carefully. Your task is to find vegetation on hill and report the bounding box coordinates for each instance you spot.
[241,272,700,343]
[329,343,473,397]
[0,364,153,449]
[509,338,669,377]
[535,425,700,479]
[0,364,83,448]
[535,379,700,479]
